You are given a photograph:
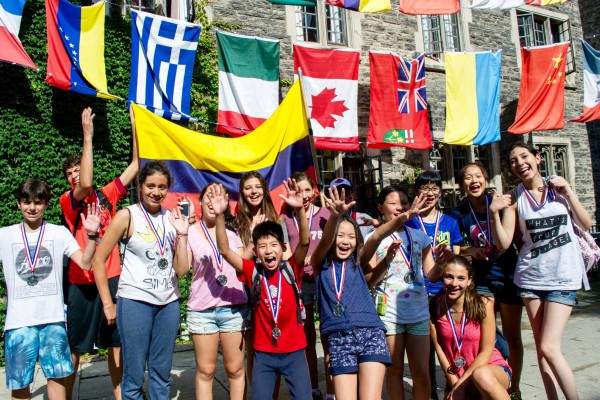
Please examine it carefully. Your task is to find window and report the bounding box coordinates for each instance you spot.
[421,13,461,56]
[295,2,347,46]
[516,9,574,73]
[538,143,569,180]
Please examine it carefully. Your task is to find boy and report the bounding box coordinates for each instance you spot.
[60,107,138,398]
[0,179,100,399]
[210,180,312,400]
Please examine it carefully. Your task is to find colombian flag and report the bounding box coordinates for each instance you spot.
[45,0,116,99]
[325,0,391,13]
[444,51,502,146]
[134,80,315,213]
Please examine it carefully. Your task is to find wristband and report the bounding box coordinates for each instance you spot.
[87,233,99,240]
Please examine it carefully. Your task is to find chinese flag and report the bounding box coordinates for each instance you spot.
[399,0,460,15]
[508,42,570,135]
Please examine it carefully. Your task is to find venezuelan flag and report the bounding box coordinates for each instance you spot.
[444,51,501,146]
[45,0,116,99]
[326,0,390,12]
[134,80,315,212]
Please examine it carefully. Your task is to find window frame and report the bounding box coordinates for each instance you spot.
[293,1,349,47]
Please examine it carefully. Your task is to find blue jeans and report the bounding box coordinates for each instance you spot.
[252,350,311,400]
[117,298,180,400]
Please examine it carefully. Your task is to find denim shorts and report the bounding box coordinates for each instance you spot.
[476,280,522,306]
[517,288,577,306]
[187,304,249,334]
[301,282,316,305]
[5,323,74,390]
[383,318,430,336]
[326,327,391,375]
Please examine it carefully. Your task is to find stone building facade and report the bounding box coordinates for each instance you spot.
[205,0,595,221]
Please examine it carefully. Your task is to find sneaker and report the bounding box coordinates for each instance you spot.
[508,390,522,400]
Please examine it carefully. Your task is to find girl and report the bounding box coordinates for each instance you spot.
[184,183,248,400]
[310,186,391,400]
[489,143,591,400]
[405,170,462,399]
[430,255,511,400]
[281,172,330,400]
[360,186,453,400]
[92,161,190,400]
[451,162,523,398]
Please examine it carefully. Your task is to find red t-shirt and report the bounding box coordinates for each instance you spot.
[60,179,127,284]
[239,258,307,353]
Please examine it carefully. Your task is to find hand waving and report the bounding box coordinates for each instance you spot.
[82,203,101,234]
[324,186,356,217]
[279,178,304,210]
[208,184,230,216]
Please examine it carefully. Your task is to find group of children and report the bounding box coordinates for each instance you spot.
[0,108,590,400]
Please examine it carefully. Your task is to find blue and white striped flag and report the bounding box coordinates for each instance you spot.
[128,10,201,121]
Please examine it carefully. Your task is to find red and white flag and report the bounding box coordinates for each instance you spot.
[0,0,36,69]
[293,43,359,152]
[368,51,432,150]
[400,0,460,15]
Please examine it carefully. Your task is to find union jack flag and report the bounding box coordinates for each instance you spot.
[397,54,427,114]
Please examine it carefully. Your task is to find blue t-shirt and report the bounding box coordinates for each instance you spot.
[451,197,518,286]
[406,212,462,294]
[316,256,385,336]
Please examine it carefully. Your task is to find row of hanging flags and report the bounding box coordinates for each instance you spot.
[2,1,600,160]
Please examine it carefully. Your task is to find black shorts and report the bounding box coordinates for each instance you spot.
[67,276,121,352]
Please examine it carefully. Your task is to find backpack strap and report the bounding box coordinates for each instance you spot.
[280,261,303,323]
[247,263,263,322]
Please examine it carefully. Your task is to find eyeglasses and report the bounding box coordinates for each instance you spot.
[419,186,441,194]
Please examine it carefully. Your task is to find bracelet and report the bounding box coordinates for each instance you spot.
[490,217,500,224]
[177,234,188,237]
[87,233,99,239]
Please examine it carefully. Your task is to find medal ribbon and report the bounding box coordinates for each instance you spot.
[523,179,555,208]
[20,221,46,273]
[468,196,492,248]
[263,269,282,325]
[139,203,167,256]
[391,228,413,270]
[293,204,314,233]
[331,260,347,303]
[417,212,442,257]
[445,297,467,356]
[199,220,223,273]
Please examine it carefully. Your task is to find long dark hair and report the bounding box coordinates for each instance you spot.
[200,183,237,232]
[236,171,279,246]
[444,255,487,323]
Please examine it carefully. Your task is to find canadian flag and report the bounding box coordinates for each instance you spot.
[293,43,360,152]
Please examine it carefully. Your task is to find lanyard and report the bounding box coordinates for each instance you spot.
[20,221,46,273]
[445,297,467,355]
[139,203,167,255]
[391,228,413,270]
[523,180,555,208]
[331,260,347,303]
[263,269,282,325]
[417,212,441,257]
[293,204,315,233]
[468,196,492,248]
[199,220,223,273]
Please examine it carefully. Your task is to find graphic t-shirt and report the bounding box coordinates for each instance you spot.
[0,223,80,330]
[187,225,247,311]
[60,179,127,283]
[366,227,431,324]
[238,258,306,353]
[406,212,462,294]
[282,206,330,283]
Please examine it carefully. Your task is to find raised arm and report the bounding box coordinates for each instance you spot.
[209,184,244,272]
[311,187,356,276]
[118,107,140,188]
[68,203,101,270]
[489,193,517,251]
[72,107,95,201]
[92,207,132,326]
[279,178,309,268]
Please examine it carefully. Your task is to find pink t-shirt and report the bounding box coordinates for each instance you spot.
[434,298,510,377]
[187,224,247,311]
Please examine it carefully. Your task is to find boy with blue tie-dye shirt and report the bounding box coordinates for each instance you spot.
[0,179,99,399]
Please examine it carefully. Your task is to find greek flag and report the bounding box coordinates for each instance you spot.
[128,10,201,121]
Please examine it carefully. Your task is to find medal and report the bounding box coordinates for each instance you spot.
[468,196,493,249]
[200,221,226,285]
[272,326,282,340]
[139,203,169,258]
[523,179,555,208]
[417,212,442,258]
[331,260,347,317]
[20,220,46,286]
[263,269,282,340]
[404,270,415,284]
[445,297,468,369]
[27,275,39,286]
[216,274,228,286]
[454,355,466,369]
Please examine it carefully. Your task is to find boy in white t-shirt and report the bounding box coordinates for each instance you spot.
[0,179,100,399]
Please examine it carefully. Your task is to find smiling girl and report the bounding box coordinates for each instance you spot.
[489,143,591,400]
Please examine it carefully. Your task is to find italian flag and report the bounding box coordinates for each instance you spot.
[217,30,280,136]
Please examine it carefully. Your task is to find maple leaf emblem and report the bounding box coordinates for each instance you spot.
[309,88,348,129]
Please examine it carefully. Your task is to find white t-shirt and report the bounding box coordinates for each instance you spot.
[366,226,431,324]
[0,223,80,330]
